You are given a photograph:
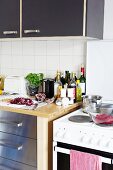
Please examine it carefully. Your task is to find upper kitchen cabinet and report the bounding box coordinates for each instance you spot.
[22,0,84,37]
[0,0,20,38]
[22,0,105,39]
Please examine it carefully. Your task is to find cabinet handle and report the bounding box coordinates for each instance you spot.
[3,31,18,35]
[0,120,23,127]
[0,140,23,150]
[24,29,40,34]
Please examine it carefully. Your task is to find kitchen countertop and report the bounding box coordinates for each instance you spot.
[0,101,82,119]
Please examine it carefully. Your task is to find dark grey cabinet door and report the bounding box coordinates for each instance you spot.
[0,0,20,38]
[22,0,84,37]
[86,0,104,39]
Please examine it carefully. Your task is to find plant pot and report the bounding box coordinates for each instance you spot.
[27,85,39,96]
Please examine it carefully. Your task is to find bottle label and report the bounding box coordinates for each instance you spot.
[61,88,66,98]
[80,83,85,94]
[54,83,59,96]
[57,85,62,98]
[67,88,75,98]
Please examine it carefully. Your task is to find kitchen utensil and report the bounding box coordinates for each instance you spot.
[82,95,102,113]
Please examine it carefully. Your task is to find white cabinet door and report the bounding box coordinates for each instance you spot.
[103,0,113,39]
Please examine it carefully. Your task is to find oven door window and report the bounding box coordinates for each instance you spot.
[57,152,70,170]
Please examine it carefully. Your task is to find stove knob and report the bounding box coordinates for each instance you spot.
[91,137,97,145]
[79,135,85,143]
[96,139,101,146]
[83,136,90,143]
[107,140,113,148]
[100,138,108,147]
[56,131,64,138]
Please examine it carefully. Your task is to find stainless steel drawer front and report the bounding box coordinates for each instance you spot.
[0,111,37,139]
[0,156,36,170]
[0,132,37,167]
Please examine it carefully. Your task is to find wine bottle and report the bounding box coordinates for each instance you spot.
[65,71,70,86]
[68,72,76,103]
[54,71,62,98]
[79,65,86,95]
[60,72,65,88]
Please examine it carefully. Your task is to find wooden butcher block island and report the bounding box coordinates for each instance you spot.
[0,101,82,170]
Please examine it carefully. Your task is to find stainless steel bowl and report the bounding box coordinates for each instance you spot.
[82,95,102,113]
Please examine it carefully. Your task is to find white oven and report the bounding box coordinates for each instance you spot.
[53,109,113,170]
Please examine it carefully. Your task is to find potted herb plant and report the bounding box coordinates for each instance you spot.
[25,73,43,96]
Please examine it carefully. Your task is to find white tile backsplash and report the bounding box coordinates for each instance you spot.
[47,55,60,70]
[22,41,34,56]
[60,40,73,56]
[1,41,12,55]
[12,55,24,69]
[23,55,35,69]
[0,42,2,55]
[1,54,13,68]
[73,40,85,56]
[35,55,47,71]
[34,41,46,56]
[47,41,59,56]
[12,41,23,56]
[59,55,73,71]
[0,39,86,78]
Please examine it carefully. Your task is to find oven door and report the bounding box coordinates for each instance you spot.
[53,142,113,170]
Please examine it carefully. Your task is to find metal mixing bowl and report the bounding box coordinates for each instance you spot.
[82,95,102,113]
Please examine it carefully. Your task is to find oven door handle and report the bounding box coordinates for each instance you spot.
[54,146,112,164]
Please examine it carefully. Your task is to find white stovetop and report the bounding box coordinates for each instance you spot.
[54,108,113,131]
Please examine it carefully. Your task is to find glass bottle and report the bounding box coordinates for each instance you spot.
[76,79,82,102]
[54,72,62,98]
[60,71,65,88]
[79,64,86,95]
[68,72,76,103]
[75,73,77,82]
[65,71,70,86]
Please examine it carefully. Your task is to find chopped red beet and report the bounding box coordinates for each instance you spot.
[10,97,33,106]
[94,113,113,124]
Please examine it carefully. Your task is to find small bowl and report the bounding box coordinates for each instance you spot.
[35,93,46,103]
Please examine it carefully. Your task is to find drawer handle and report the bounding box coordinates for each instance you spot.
[24,29,40,34]
[0,120,23,127]
[0,140,23,150]
[3,31,18,35]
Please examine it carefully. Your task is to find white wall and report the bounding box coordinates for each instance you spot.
[0,39,86,78]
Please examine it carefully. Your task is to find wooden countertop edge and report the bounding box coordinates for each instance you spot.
[0,102,82,118]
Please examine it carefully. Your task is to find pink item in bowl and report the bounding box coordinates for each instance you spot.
[92,113,113,124]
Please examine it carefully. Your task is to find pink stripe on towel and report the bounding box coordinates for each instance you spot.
[70,150,102,170]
